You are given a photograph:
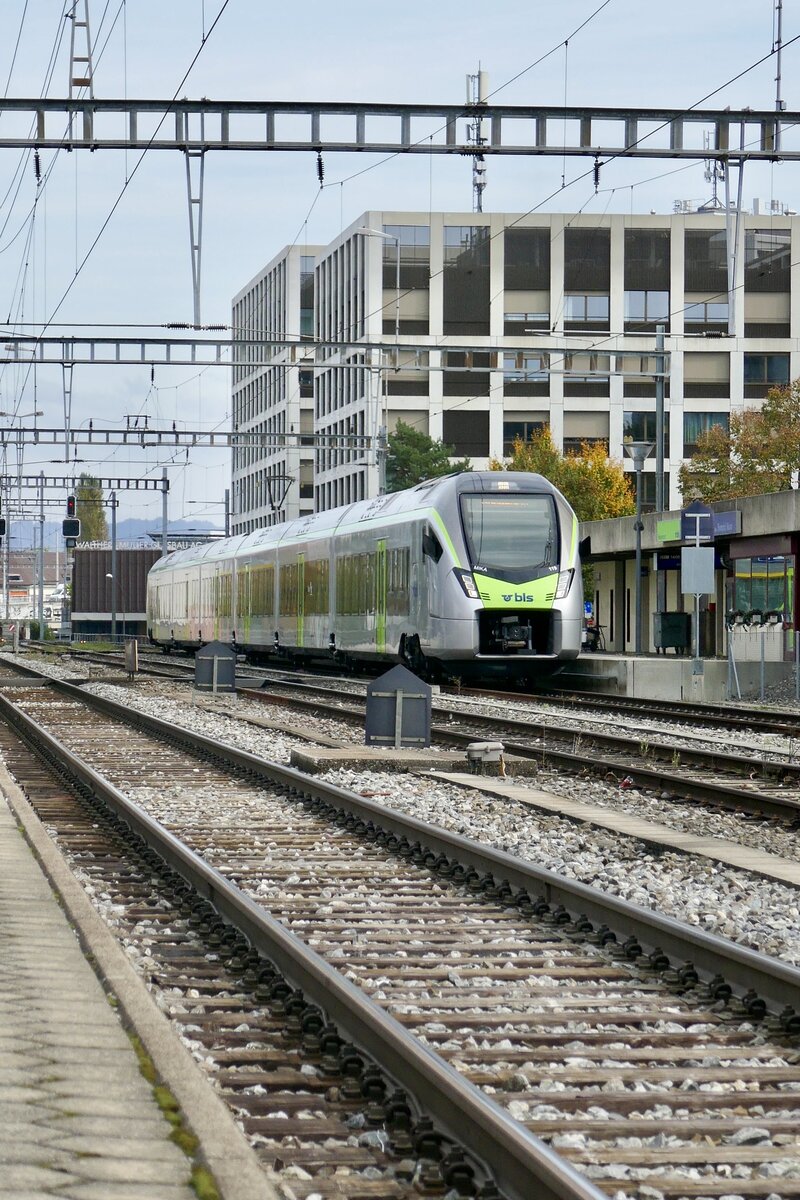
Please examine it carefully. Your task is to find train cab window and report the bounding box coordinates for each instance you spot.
[460,492,558,584]
[422,526,443,562]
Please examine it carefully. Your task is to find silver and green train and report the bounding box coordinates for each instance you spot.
[147,471,586,680]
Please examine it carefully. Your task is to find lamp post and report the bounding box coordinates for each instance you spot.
[623,440,655,655]
[355,226,400,495]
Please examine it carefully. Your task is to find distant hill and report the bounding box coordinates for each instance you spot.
[7,517,221,550]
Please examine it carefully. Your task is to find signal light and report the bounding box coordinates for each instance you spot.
[62,518,80,540]
[66,495,76,517]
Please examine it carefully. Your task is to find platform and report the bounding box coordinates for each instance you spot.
[0,760,277,1200]
[557,652,793,703]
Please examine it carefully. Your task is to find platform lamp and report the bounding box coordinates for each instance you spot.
[623,440,655,655]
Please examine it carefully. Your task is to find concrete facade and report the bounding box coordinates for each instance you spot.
[231,244,322,533]
[232,207,798,527]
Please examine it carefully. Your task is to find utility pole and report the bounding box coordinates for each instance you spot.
[161,468,169,557]
[775,0,785,151]
[655,323,667,619]
[37,472,44,634]
[224,488,230,537]
[110,491,117,642]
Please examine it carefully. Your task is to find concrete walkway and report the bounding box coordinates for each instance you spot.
[439,772,800,887]
[0,759,279,1200]
[0,791,198,1199]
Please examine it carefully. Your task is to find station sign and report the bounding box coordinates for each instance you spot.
[681,546,716,595]
[680,500,713,543]
[711,509,742,537]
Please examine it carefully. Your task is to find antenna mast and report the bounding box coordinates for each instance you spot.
[68,1,94,101]
[466,68,488,212]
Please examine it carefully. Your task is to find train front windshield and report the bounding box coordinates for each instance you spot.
[460,493,559,584]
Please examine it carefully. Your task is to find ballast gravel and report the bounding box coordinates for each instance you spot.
[8,652,800,966]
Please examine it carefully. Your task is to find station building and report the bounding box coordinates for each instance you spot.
[579,488,799,699]
[231,207,797,533]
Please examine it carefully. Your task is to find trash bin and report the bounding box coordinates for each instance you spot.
[653,612,691,655]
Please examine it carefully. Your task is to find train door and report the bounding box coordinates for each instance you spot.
[376,540,387,654]
[422,523,444,617]
[296,554,305,648]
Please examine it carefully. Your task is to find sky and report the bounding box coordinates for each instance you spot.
[0,0,796,535]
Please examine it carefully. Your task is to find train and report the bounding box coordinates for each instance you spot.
[147,471,587,681]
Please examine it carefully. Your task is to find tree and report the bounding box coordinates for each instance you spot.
[493,429,635,522]
[75,474,108,542]
[385,420,471,493]
[679,382,800,503]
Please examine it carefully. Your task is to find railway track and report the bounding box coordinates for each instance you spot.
[233,679,800,826]
[532,685,800,738]
[1,663,800,1197]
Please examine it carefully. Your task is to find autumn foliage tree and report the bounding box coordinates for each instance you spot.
[493,429,635,522]
[679,383,800,503]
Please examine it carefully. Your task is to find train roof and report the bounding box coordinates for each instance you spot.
[149,471,570,574]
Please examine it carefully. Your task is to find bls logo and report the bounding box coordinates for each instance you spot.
[502,592,534,603]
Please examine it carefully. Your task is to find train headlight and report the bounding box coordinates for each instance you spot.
[555,568,574,599]
[454,569,480,599]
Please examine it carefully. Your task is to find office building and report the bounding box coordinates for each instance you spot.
[231,208,796,528]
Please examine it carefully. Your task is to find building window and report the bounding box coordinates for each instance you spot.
[443,410,489,456]
[564,352,610,397]
[683,412,729,455]
[624,290,669,322]
[443,225,490,334]
[504,227,550,290]
[503,419,547,456]
[382,224,430,292]
[562,436,608,455]
[504,310,549,334]
[443,351,492,397]
[564,227,610,291]
[624,229,670,285]
[624,411,670,443]
[684,351,730,399]
[744,353,789,397]
[731,555,793,618]
[503,351,548,383]
[637,471,670,512]
[684,229,728,293]
[299,256,314,340]
[745,230,790,293]
[685,299,728,324]
[564,294,609,323]
[624,230,670,330]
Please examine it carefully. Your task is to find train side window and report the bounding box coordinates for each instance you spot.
[422,526,443,562]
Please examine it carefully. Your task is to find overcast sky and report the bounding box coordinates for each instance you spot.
[0,0,795,531]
